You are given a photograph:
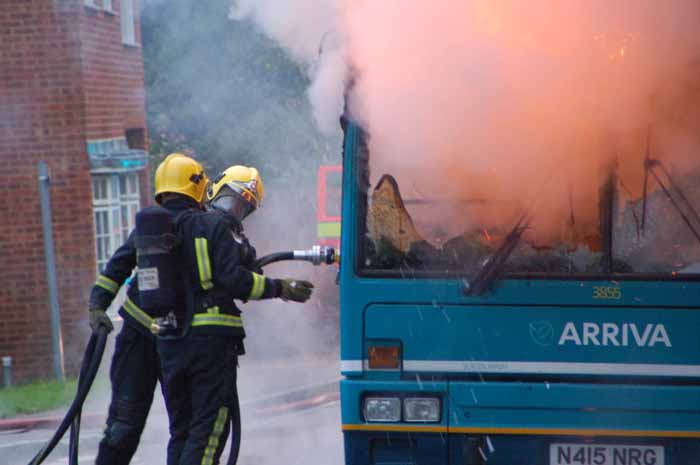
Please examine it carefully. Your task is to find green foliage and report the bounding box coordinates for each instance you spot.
[0,378,78,419]
[141,0,341,185]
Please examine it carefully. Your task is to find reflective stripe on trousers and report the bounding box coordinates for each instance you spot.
[201,407,229,465]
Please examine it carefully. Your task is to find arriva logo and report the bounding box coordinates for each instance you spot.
[558,322,672,347]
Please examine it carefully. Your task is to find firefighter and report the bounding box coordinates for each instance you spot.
[88,153,209,465]
[157,165,314,465]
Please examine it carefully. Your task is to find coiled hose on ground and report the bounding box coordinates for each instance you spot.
[27,326,109,465]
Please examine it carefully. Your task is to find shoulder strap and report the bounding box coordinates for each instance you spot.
[210,208,244,233]
[173,208,196,228]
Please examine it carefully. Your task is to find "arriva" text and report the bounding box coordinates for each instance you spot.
[558,322,671,347]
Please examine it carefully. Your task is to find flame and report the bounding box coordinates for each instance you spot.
[483,228,492,242]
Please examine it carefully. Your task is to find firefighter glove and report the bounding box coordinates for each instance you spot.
[89,309,114,333]
[278,279,314,303]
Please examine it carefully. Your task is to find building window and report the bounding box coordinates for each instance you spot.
[125,127,146,150]
[103,0,114,13]
[121,0,136,45]
[119,173,140,243]
[84,0,97,8]
[92,173,141,272]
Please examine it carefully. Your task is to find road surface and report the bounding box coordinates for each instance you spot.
[1,352,342,465]
[1,390,341,465]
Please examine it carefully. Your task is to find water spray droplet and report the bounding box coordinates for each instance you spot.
[441,307,451,323]
[416,307,424,321]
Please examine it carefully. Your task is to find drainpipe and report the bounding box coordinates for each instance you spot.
[38,161,65,382]
[2,356,11,387]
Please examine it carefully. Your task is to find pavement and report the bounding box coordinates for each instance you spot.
[0,358,340,433]
[0,355,343,464]
[1,398,342,465]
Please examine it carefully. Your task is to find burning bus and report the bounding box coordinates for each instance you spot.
[335,118,700,464]
[319,2,700,463]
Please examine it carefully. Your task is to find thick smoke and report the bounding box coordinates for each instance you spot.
[344,0,700,243]
[232,0,700,244]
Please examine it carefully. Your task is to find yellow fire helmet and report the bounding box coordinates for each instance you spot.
[154,153,208,204]
[206,165,264,222]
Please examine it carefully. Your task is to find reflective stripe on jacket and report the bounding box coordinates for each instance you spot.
[89,199,281,337]
[178,209,281,337]
[88,197,200,335]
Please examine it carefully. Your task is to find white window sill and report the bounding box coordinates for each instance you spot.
[103,8,118,16]
[122,41,141,49]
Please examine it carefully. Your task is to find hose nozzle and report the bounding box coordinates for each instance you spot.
[293,245,337,266]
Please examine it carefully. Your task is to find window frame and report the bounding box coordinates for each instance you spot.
[92,175,121,272]
[102,0,115,14]
[118,173,141,243]
[350,123,700,282]
[120,0,137,46]
[92,173,141,272]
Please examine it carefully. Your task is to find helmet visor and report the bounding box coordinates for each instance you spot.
[211,191,255,222]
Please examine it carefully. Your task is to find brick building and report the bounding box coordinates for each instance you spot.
[0,0,149,382]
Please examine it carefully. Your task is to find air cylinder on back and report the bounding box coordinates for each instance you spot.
[134,206,180,319]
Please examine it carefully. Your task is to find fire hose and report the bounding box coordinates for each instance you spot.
[27,326,109,465]
[253,245,338,269]
[227,245,338,465]
[27,245,338,465]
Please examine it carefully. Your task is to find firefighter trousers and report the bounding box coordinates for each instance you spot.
[96,323,161,465]
[158,334,240,465]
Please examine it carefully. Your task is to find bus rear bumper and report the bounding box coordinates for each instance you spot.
[342,430,700,465]
[341,379,700,464]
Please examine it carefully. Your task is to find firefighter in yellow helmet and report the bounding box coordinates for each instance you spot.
[89,153,208,465]
[156,165,313,465]
[207,165,264,222]
[154,153,209,204]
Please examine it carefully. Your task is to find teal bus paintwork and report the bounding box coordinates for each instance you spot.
[338,121,700,464]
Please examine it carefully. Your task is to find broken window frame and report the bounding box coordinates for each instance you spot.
[351,128,700,282]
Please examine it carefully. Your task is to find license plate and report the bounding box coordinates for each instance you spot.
[550,443,664,465]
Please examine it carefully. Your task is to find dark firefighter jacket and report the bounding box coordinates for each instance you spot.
[89,196,280,339]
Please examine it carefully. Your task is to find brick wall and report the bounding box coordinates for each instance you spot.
[79,0,147,141]
[0,0,93,382]
[78,1,151,204]
[0,0,149,383]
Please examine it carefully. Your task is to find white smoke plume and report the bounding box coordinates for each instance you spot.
[230,0,348,134]
[235,0,700,245]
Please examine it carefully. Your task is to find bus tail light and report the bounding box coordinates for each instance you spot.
[368,345,400,369]
[404,397,440,422]
[363,397,401,422]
